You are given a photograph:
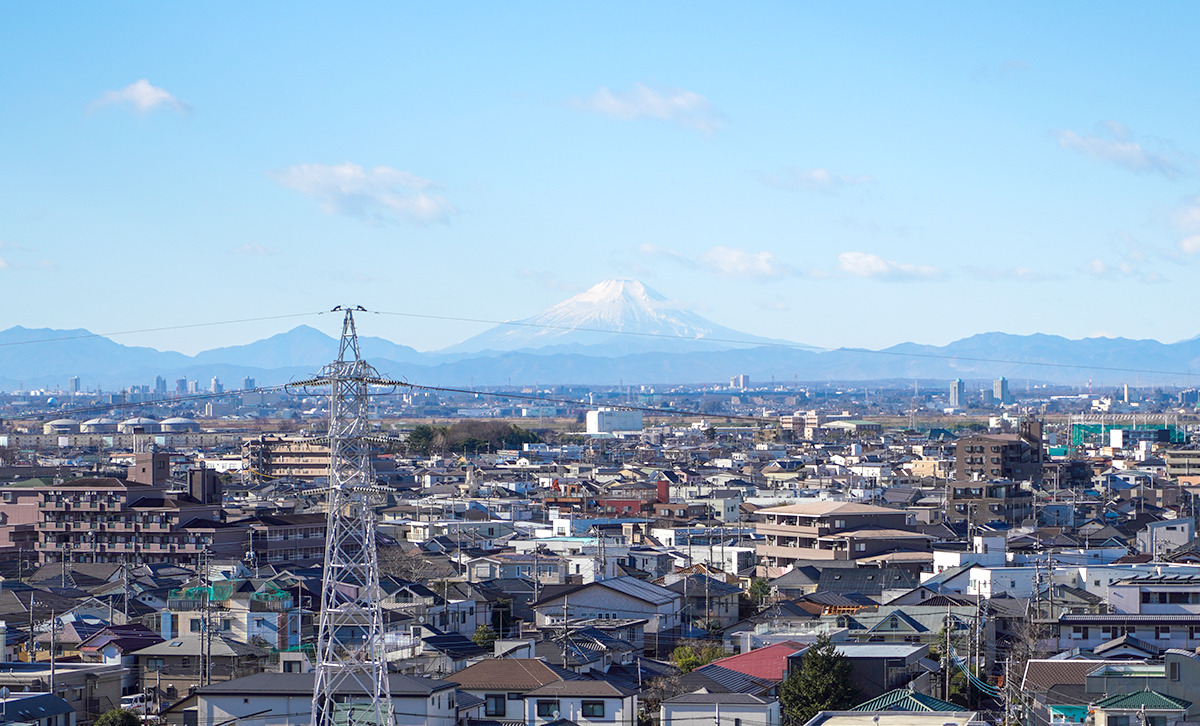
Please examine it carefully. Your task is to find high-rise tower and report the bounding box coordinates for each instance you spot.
[296,307,399,726]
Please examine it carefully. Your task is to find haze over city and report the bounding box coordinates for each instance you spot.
[5,3,1200,356]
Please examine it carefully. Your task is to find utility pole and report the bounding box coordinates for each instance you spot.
[303,307,401,726]
[200,547,212,688]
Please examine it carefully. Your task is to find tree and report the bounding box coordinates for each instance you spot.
[377,545,441,582]
[471,623,498,649]
[637,675,688,726]
[670,642,726,673]
[748,577,773,609]
[95,710,141,726]
[779,635,858,725]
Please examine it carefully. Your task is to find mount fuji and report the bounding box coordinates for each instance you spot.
[441,279,790,356]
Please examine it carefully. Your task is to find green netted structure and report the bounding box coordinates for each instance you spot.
[1069,422,1186,447]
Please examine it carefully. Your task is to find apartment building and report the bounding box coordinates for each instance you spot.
[945,479,1034,528]
[241,435,330,480]
[755,501,929,574]
[954,419,1043,484]
[33,477,223,566]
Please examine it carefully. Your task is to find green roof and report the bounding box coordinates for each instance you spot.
[852,688,962,712]
[1094,691,1191,711]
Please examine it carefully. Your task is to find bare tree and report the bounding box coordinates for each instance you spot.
[378,545,441,582]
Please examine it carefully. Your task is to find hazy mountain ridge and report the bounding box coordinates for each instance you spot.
[3,277,1200,388]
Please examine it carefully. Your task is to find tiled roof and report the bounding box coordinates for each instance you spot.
[1094,691,1191,711]
[448,658,573,690]
[706,641,806,682]
[851,688,962,712]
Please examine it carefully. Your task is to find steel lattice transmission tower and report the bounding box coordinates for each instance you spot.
[294,306,402,726]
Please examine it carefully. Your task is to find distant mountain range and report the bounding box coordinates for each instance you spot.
[1,280,1197,389]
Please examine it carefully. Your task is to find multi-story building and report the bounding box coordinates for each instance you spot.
[950,378,966,408]
[945,479,1034,528]
[241,435,330,480]
[993,377,1011,405]
[244,513,328,566]
[755,502,930,574]
[953,419,1043,484]
[32,476,223,566]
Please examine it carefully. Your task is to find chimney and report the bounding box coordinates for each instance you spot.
[0,620,7,661]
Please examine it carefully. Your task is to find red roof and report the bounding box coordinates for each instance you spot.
[709,641,808,682]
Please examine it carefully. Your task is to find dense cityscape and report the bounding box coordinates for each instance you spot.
[7,4,1200,726]
[3,307,1200,726]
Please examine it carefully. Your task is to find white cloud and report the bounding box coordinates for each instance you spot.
[759,167,873,193]
[234,243,278,256]
[1082,256,1166,283]
[571,83,723,132]
[1055,123,1183,177]
[0,256,8,269]
[699,246,793,279]
[964,265,1051,281]
[90,79,190,114]
[638,242,696,268]
[516,269,579,292]
[838,251,942,281]
[1180,236,1200,254]
[269,162,455,225]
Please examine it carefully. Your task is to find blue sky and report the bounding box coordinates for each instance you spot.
[4,2,1200,355]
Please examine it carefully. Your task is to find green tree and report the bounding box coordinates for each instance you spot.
[406,424,441,456]
[748,577,773,608]
[95,709,141,726]
[779,635,858,725]
[471,623,498,649]
[670,642,726,673]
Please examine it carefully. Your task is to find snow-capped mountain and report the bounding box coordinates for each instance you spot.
[441,279,787,355]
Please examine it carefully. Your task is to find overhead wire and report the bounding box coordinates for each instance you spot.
[0,306,1195,379]
[368,308,1199,379]
[0,311,329,350]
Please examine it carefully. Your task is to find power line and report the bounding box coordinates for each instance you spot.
[369,308,1199,378]
[398,383,773,423]
[1,306,1196,380]
[0,311,328,350]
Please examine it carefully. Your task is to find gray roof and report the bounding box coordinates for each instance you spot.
[523,680,637,698]
[196,671,456,697]
[665,693,775,705]
[133,635,269,658]
[598,577,679,606]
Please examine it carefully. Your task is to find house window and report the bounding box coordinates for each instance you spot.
[190,619,202,633]
[1109,717,1129,726]
[1156,626,1171,639]
[485,694,506,717]
[1170,661,1180,681]
[582,701,605,718]
[147,658,164,672]
[537,700,560,717]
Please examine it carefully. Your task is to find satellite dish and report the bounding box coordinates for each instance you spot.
[552,711,560,720]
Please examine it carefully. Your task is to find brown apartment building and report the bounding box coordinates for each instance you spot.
[754,501,932,576]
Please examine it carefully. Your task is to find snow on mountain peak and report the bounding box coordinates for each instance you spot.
[441,279,780,354]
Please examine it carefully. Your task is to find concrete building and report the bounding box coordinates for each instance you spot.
[755,502,927,573]
[950,378,965,408]
[585,408,643,434]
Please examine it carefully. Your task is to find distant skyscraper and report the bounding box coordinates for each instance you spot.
[176,378,188,394]
[187,380,200,394]
[154,375,167,395]
[69,376,80,394]
[731,374,750,390]
[993,377,1010,405]
[210,377,223,394]
[242,376,255,391]
[950,378,965,408]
